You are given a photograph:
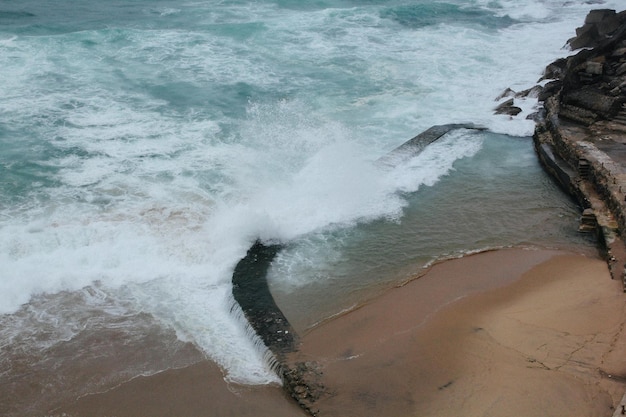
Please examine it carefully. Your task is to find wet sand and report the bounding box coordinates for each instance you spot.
[59,360,308,417]
[34,248,626,416]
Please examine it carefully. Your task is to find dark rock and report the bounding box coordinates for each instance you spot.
[281,361,328,416]
[541,58,568,81]
[585,60,604,75]
[544,9,626,123]
[559,103,599,125]
[562,87,623,118]
[495,87,516,101]
[608,76,626,89]
[538,80,562,101]
[377,123,486,166]
[568,9,625,50]
[568,23,600,50]
[232,240,298,357]
[585,9,620,36]
[585,9,616,24]
[526,111,542,122]
[612,46,626,57]
[494,98,522,116]
[517,85,543,98]
[496,97,513,107]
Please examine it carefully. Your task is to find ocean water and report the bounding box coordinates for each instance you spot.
[0,0,620,400]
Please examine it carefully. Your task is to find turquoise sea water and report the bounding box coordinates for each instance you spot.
[0,0,620,392]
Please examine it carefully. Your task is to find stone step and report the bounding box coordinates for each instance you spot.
[613,109,626,123]
[578,158,591,179]
[579,208,597,232]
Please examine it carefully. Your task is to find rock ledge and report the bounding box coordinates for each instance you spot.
[533,8,626,290]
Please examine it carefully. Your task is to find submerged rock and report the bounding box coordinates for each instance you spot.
[377,123,486,166]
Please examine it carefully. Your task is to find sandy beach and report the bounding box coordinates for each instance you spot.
[43,247,626,417]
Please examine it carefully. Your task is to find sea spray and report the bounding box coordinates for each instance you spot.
[228,298,283,383]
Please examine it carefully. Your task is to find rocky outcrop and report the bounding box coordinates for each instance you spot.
[496,9,626,121]
[543,9,626,126]
[532,9,626,289]
[568,9,626,50]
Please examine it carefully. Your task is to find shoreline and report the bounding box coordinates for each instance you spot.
[47,247,626,417]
